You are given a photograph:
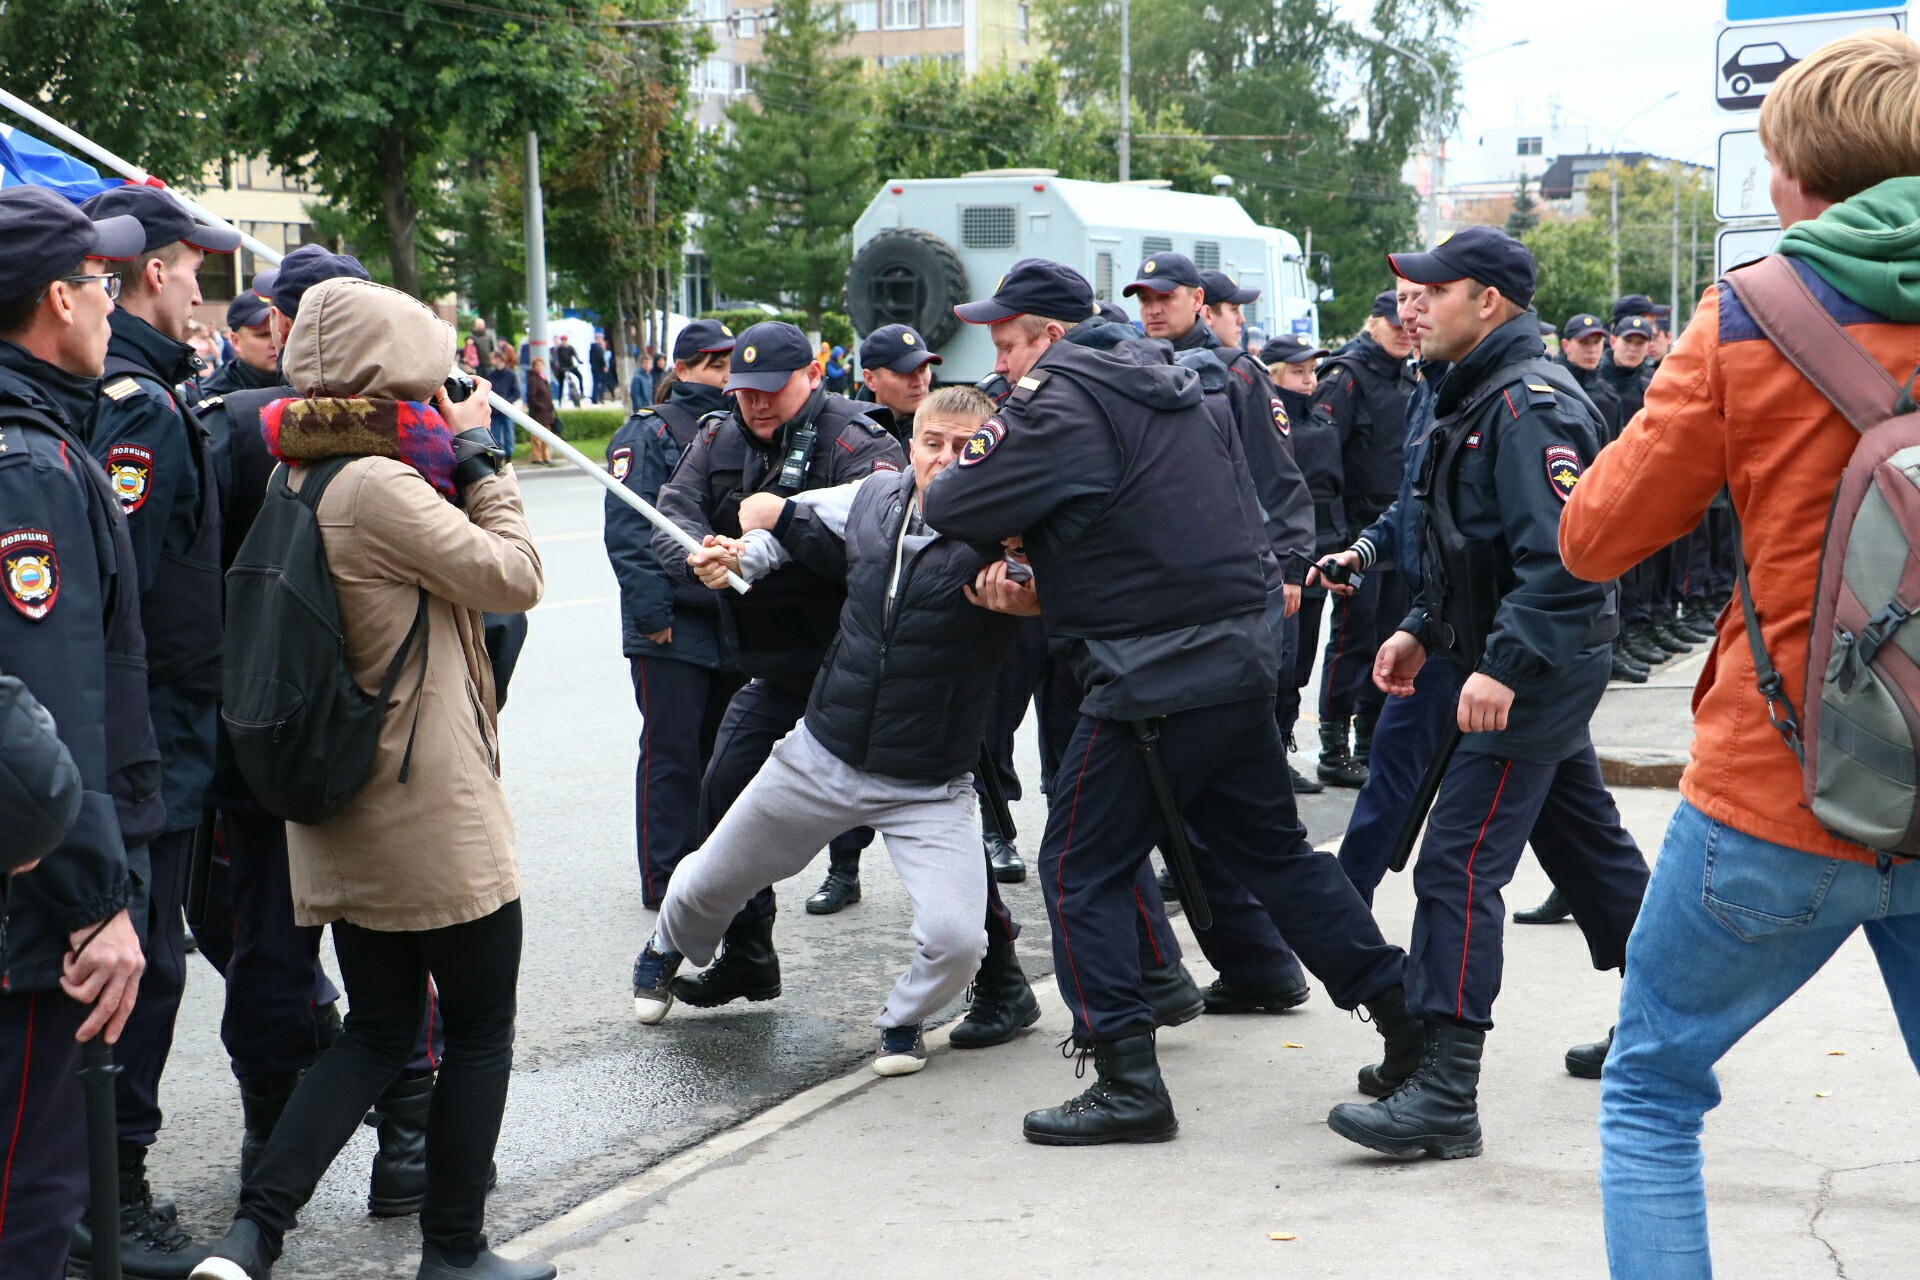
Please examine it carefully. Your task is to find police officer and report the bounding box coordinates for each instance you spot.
[1196,267,1258,353]
[651,321,900,1007]
[923,259,1416,1146]
[70,183,239,1275]
[605,318,744,908]
[1324,227,1650,1160]
[854,322,940,447]
[0,187,158,1280]
[186,286,278,407]
[1555,314,1645,687]
[1262,335,1334,793]
[1603,311,1696,667]
[1310,288,1419,788]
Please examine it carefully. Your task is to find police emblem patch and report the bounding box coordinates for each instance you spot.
[106,443,154,513]
[1544,444,1582,501]
[957,417,1006,468]
[1,528,58,620]
[1270,398,1290,437]
[901,332,916,346]
[610,447,632,481]
[742,346,758,364]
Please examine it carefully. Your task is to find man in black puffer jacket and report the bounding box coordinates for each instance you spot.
[632,385,1028,1078]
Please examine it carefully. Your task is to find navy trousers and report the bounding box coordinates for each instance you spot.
[1319,574,1409,724]
[1040,698,1404,1040]
[117,827,193,1147]
[0,992,89,1280]
[1280,591,1324,746]
[631,655,744,906]
[1338,655,1468,903]
[1406,746,1649,1030]
[699,678,872,927]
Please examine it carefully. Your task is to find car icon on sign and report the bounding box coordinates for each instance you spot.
[1720,42,1800,107]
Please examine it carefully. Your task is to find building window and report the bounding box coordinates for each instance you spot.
[882,0,919,29]
[1517,136,1543,157]
[1142,235,1172,257]
[709,57,729,93]
[961,205,1018,249]
[733,10,756,37]
[1193,241,1220,271]
[731,62,751,93]
[683,252,713,316]
[925,0,961,25]
[1095,252,1114,302]
[879,53,920,66]
[1018,2,1029,40]
[846,0,879,28]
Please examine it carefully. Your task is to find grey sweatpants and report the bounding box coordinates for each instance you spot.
[655,724,988,1029]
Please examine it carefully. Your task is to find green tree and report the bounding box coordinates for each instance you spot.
[1586,162,1722,320]
[1506,173,1540,237]
[0,0,265,184]
[699,0,874,325]
[1522,215,1612,329]
[232,0,593,298]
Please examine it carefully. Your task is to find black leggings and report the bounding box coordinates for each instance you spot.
[238,899,523,1258]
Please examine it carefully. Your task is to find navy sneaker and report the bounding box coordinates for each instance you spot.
[873,1024,928,1076]
[632,938,683,1024]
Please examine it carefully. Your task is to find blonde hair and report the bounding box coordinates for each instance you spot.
[1759,30,1920,202]
[917,384,995,428]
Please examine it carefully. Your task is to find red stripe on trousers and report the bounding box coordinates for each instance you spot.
[425,982,440,1071]
[1132,887,1165,966]
[1054,722,1102,1033]
[1456,760,1513,1021]
[0,994,37,1244]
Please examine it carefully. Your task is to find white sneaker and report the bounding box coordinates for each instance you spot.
[873,1024,928,1076]
[632,939,682,1025]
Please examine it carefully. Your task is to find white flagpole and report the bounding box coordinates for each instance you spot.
[0,87,748,593]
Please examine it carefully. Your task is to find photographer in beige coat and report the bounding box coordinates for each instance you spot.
[195,278,549,1280]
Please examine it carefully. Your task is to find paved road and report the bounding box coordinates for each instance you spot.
[149,466,1373,1276]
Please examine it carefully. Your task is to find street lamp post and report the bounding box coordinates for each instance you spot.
[1605,90,1678,297]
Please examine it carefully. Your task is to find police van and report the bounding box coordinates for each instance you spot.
[846,170,1327,381]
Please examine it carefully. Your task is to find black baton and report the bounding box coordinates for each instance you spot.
[183,809,216,935]
[81,1038,123,1280]
[976,745,1015,844]
[1389,723,1463,874]
[1127,720,1213,931]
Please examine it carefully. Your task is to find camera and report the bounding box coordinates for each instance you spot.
[444,370,479,403]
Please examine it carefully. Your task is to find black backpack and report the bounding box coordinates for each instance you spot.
[222,457,428,824]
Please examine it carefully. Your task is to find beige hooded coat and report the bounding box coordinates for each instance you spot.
[278,278,545,930]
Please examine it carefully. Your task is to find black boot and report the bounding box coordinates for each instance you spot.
[1678,600,1719,641]
[1328,1021,1485,1160]
[368,1071,433,1217]
[1316,717,1367,788]
[804,847,861,915]
[986,833,1027,884]
[1622,623,1668,666]
[1022,1033,1178,1146]
[1352,704,1381,773]
[949,935,1041,1049]
[416,1243,556,1280]
[1610,646,1648,683]
[1201,975,1310,1015]
[1513,887,1572,925]
[68,1142,210,1278]
[189,1218,274,1280]
[1565,1026,1614,1079]
[1141,961,1205,1028]
[1285,733,1324,794]
[1652,616,1697,654]
[670,914,782,1007]
[1356,984,1427,1097]
[237,1076,298,1185]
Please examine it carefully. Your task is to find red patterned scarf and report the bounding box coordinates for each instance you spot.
[261,397,457,498]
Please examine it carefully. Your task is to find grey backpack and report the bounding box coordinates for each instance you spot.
[1726,255,1920,855]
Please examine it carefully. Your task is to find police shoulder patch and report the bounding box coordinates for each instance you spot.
[1544,443,1582,502]
[106,443,154,513]
[610,446,633,481]
[1,527,58,620]
[957,416,1007,468]
[1270,397,1290,437]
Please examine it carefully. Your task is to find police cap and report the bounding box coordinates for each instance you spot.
[272,245,373,321]
[227,289,271,329]
[1562,313,1606,340]
[726,321,816,392]
[672,317,735,363]
[1612,314,1657,339]
[1123,251,1203,296]
[1370,289,1399,319]
[954,258,1094,324]
[250,267,279,301]
[1259,335,1329,365]
[1610,294,1656,323]
[1094,300,1132,326]
[1198,269,1260,306]
[79,185,241,254]
[0,186,145,300]
[1387,226,1536,310]
[859,323,941,374]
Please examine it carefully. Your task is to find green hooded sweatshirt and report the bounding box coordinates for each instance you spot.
[1778,176,1920,322]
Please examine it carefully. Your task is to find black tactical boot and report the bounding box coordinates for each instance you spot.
[1328,1021,1486,1159]
[1679,600,1719,641]
[1353,703,1382,773]
[986,833,1027,884]
[1652,615,1697,654]
[1141,961,1205,1028]
[68,1142,210,1278]
[1356,984,1426,1098]
[1316,717,1367,788]
[804,846,862,915]
[1622,623,1668,666]
[237,1075,298,1184]
[670,914,782,1007]
[1201,975,1311,1015]
[1610,646,1648,683]
[189,1217,274,1280]
[1513,887,1572,924]
[1565,1026,1614,1080]
[415,1243,557,1280]
[950,935,1042,1049]
[368,1071,433,1217]
[1022,1033,1179,1146]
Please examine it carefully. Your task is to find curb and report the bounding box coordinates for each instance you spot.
[1597,749,1687,789]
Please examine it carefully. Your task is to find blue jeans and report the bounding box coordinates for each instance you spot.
[1599,800,1920,1278]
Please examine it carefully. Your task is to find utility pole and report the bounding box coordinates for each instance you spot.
[1117,0,1131,182]
[523,131,550,372]
[1670,162,1681,316]
[1606,90,1677,298]
[1689,185,1701,320]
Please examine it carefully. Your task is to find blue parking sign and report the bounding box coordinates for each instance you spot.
[1729,0,1895,19]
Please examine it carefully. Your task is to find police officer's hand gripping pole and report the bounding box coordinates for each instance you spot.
[0,88,749,595]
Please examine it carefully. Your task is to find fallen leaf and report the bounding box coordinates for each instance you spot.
[1827,1050,1846,1056]
[1282,1042,1304,1049]
[1268,1233,1297,1242]
[1815,1091,1832,1098]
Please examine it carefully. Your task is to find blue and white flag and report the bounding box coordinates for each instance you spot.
[0,127,124,204]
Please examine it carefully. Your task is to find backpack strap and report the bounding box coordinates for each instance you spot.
[1723,255,1903,433]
